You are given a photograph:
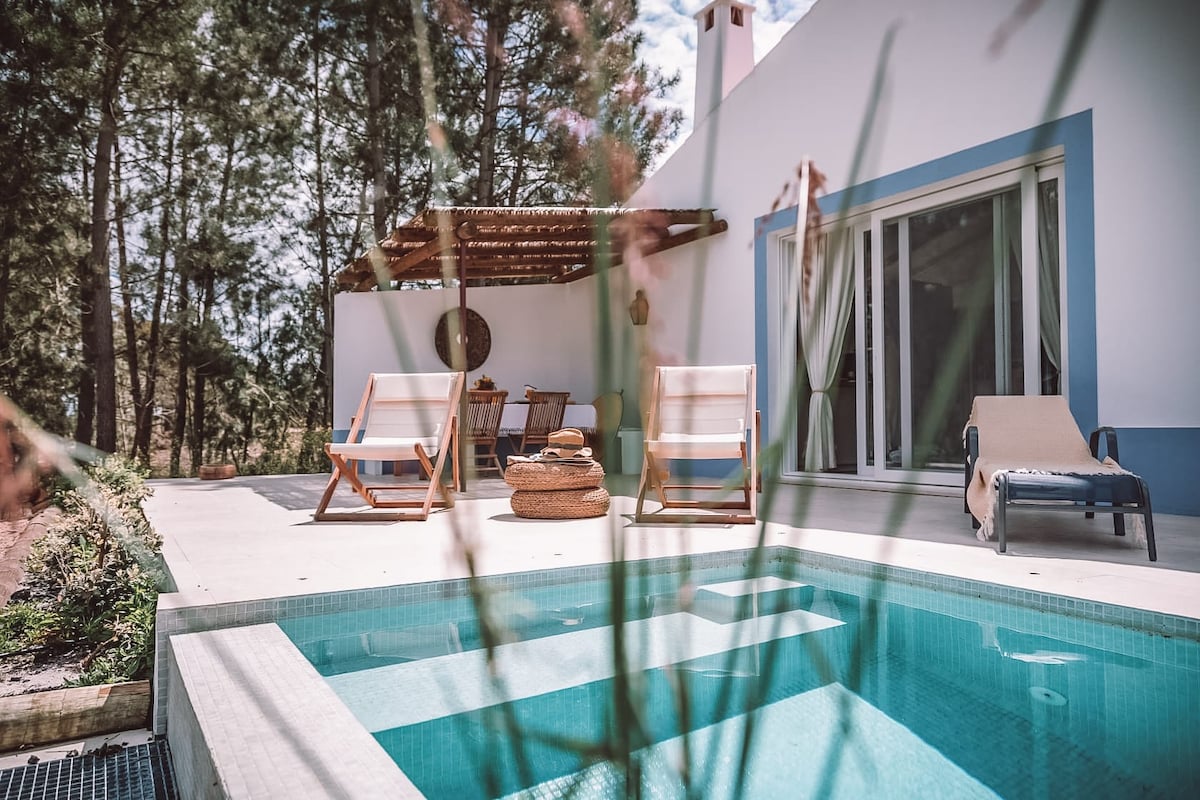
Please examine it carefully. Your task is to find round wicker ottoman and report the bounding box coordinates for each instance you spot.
[510,487,610,519]
[504,459,605,490]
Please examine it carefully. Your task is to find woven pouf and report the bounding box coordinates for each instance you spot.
[510,487,611,519]
[504,459,605,491]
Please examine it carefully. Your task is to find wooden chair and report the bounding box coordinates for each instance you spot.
[465,389,508,476]
[512,391,570,454]
[314,372,463,522]
[635,365,757,525]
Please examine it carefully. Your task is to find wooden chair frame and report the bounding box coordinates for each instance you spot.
[635,365,758,525]
[512,391,570,454]
[314,372,463,522]
[465,389,508,476]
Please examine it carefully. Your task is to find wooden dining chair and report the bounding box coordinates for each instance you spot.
[513,391,570,454]
[465,389,508,475]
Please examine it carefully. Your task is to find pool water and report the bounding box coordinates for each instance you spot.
[279,561,1200,799]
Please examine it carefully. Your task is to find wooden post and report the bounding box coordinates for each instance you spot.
[456,238,469,491]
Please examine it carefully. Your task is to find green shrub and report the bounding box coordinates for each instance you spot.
[3,456,167,685]
[0,601,53,653]
[237,427,332,475]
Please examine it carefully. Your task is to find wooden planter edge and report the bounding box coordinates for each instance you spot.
[0,680,151,752]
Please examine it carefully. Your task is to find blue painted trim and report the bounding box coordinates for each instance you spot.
[1111,427,1200,516]
[753,208,796,446]
[1061,117,1097,433]
[754,111,1099,467]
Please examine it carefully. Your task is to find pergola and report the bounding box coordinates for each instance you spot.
[335,206,728,291]
[335,206,729,489]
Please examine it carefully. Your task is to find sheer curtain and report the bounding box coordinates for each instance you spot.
[799,228,855,471]
[1003,185,1062,393]
[1037,182,1062,385]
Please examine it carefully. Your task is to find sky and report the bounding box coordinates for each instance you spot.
[634,0,818,156]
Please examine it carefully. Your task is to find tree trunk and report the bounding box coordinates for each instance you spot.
[74,140,95,446]
[170,110,193,478]
[188,137,235,470]
[507,90,530,205]
[169,273,189,477]
[476,7,509,206]
[366,0,387,242]
[90,78,119,454]
[113,135,142,460]
[188,267,215,471]
[134,107,175,463]
[309,25,333,430]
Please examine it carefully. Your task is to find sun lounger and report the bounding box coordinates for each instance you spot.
[964,395,1155,560]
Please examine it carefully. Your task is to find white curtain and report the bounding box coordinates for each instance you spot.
[1036,183,1062,374]
[1003,186,1062,389]
[799,228,856,471]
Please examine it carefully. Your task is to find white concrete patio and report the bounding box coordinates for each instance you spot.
[145,473,1200,619]
[142,473,1200,799]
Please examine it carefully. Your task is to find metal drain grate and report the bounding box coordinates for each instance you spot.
[0,739,177,800]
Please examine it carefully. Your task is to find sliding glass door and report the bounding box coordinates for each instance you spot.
[788,163,1066,483]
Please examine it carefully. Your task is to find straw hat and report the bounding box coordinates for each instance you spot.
[540,428,593,460]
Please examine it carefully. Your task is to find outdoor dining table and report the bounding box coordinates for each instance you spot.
[499,402,597,436]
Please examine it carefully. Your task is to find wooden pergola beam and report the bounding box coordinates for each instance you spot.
[555,218,730,283]
[418,207,714,229]
[339,207,726,290]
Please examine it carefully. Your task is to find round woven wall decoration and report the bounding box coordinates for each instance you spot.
[435,307,491,371]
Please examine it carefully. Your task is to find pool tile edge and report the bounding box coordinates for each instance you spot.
[167,623,423,800]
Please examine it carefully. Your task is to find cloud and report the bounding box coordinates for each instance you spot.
[636,0,818,164]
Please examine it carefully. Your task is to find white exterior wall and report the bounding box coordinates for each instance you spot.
[333,283,616,430]
[629,0,1200,429]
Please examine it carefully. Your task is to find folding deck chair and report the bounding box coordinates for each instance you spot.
[314,372,463,522]
[964,394,1156,560]
[635,364,758,525]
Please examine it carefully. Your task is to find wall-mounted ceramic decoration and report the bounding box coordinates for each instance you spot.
[435,307,491,371]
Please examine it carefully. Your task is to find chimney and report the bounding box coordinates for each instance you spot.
[693,0,755,124]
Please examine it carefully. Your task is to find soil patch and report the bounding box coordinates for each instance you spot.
[1,646,86,699]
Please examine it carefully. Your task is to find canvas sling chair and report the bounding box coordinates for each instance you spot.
[635,364,758,525]
[315,372,463,522]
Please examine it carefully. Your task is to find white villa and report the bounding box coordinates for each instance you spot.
[335,0,1199,513]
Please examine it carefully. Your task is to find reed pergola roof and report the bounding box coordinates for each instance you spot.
[337,206,728,291]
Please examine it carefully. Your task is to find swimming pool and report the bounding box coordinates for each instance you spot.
[279,553,1200,799]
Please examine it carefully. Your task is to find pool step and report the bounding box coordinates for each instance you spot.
[327,605,843,732]
[502,683,1001,799]
[692,577,814,624]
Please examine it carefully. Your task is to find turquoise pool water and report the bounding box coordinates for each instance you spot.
[279,557,1200,799]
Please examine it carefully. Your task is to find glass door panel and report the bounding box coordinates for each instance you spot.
[883,187,1024,470]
